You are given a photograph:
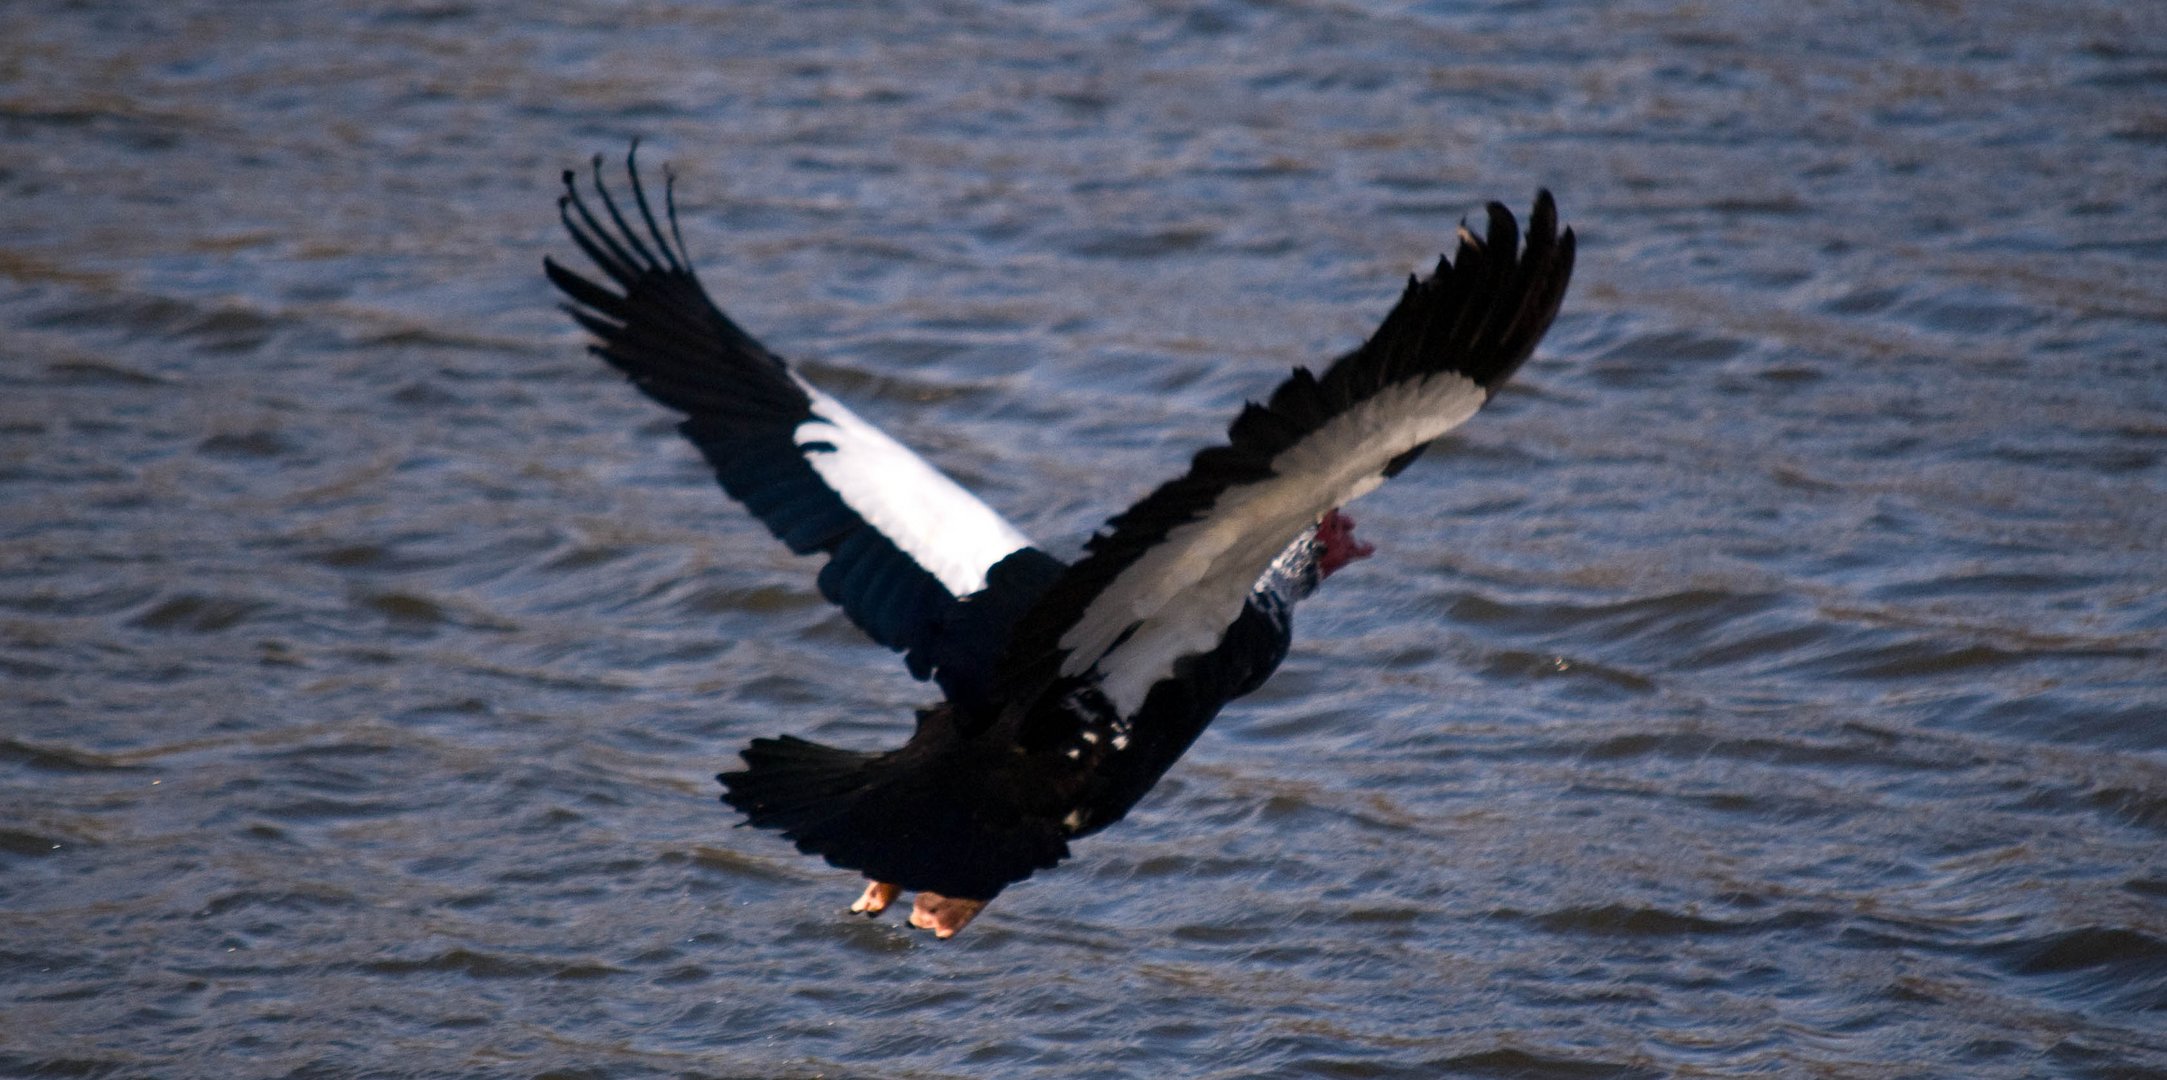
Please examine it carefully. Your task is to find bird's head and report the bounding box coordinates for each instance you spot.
[1315,508,1375,579]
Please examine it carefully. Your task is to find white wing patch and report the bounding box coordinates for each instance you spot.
[794,379,1033,596]
[1060,372,1488,714]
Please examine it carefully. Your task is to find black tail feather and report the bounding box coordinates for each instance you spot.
[719,735,882,836]
[717,731,1069,901]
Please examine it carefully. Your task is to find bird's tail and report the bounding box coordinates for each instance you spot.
[719,735,884,838]
[716,733,1068,901]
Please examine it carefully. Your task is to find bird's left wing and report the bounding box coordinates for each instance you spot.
[998,194,1574,730]
[545,149,1036,681]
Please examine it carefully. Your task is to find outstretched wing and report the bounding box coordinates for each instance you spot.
[999,193,1575,726]
[545,147,1037,682]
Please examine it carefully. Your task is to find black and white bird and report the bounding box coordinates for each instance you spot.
[546,148,1574,938]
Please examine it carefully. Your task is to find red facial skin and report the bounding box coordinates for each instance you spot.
[1316,508,1375,579]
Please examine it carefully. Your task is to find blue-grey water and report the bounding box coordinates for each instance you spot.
[4,1,2165,1076]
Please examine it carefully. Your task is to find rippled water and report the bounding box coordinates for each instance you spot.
[5,1,2165,1076]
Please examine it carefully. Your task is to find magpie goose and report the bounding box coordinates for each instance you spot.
[546,148,1574,938]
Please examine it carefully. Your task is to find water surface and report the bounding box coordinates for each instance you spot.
[3,1,2165,1076]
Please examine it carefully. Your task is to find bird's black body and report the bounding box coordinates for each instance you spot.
[546,148,1574,923]
[715,514,1311,900]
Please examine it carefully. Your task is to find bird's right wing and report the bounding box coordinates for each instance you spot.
[545,148,1038,685]
[997,194,1574,740]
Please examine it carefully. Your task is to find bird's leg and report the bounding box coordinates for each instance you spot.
[850,879,900,917]
[907,891,987,939]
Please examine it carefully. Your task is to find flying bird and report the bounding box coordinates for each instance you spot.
[546,148,1574,938]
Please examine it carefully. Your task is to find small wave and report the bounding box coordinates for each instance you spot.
[1564,728,1961,774]
[1063,226,1219,259]
[0,737,147,775]
[0,826,73,856]
[1443,588,1781,648]
[40,358,168,386]
[1988,926,2167,1011]
[1433,1047,1666,1080]
[126,593,271,634]
[358,947,623,981]
[29,293,291,353]
[196,430,295,459]
[1497,901,1834,939]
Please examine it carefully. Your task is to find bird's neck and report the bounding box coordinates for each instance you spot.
[1253,524,1327,606]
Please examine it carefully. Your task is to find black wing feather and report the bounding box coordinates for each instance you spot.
[546,146,1023,691]
[995,192,1576,714]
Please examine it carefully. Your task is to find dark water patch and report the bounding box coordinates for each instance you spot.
[1383,198,1499,219]
[0,655,62,680]
[390,696,493,724]
[1919,686,2167,753]
[1105,852,1259,882]
[1564,728,1960,774]
[1576,780,1854,825]
[1063,225,1219,259]
[0,827,71,856]
[0,100,195,156]
[1706,195,1809,216]
[1474,648,1657,697]
[38,359,169,386]
[1330,904,1429,928]
[1820,284,1906,316]
[1443,589,1782,653]
[0,738,147,775]
[305,541,449,572]
[2012,780,2167,834]
[1431,1048,1665,1080]
[0,1053,143,1080]
[357,947,623,981]
[820,340,1035,395]
[1823,640,2031,680]
[353,325,541,353]
[1870,571,2111,603]
[2046,1038,2167,1080]
[1247,790,1421,839]
[1678,620,1836,670]
[195,430,293,459]
[1499,901,1834,939]
[126,593,270,633]
[539,543,633,572]
[1754,362,1826,385]
[2078,65,2167,90]
[385,379,465,408]
[1893,289,2051,337]
[249,793,407,824]
[1988,927,2167,1011]
[1977,440,2162,474]
[352,588,458,632]
[2109,119,2167,145]
[1586,329,1753,384]
[1167,920,1278,946]
[0,583,161,617]
[193,885,360,920]
[1783,628,2148,685]
[669,582,818,617]
[1195,157,1323,181]
[26,293,288,354]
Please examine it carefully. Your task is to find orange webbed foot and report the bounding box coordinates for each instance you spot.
[850,880,900,917]
[907,891,987,939]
